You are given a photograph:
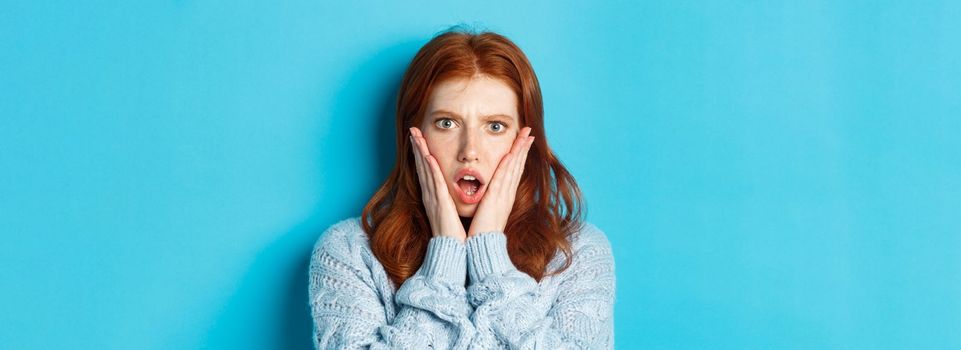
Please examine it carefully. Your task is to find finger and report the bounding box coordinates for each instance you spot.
[412,127,435,161]
[412,126,427,145]
[504,132,532,193]
[489,151,514,193]
[508,127,532,156]
[517,135,535,171]
[491,130,527,192]
[512,135,535,189]
[409,133,423,180]
[413,133,436,199]
[411,127,426,154]
[411,131,430,172]
[478,127,532,195]
[511,127,532,170]
[426,154,452,199]
[411,130,436,199]
[410,134,432,199]
[411,130,432,167]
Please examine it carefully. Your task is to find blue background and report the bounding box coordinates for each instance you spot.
[2,1,959,349]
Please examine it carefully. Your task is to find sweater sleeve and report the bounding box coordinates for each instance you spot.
[464,227,616,349]
[309,224,476,349]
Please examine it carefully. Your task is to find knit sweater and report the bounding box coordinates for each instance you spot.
[308,217,616,349]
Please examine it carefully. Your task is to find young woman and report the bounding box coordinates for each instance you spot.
[309,28,616,349]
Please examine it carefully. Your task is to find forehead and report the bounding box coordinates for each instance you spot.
[426,75,518,120]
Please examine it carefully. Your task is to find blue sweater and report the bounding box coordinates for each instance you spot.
[308,217,616,349]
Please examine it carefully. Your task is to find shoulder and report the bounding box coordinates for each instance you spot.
[556,221,615,277]
[310,216,370,262]
[569,221,613,256]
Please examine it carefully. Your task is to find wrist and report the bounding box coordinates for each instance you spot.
[466,222,505,238]
[432,221,467,243]
[465,231,515,284]
[417,235,468,286]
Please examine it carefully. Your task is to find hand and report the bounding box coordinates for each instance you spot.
[409,127,468,243]
[467,127,535,238]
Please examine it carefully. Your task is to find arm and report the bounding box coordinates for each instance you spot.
[309,227,476,349]
[464,228,616,349]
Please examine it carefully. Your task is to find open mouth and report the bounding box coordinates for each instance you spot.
[453,169,486,204]
[457,176,482,196]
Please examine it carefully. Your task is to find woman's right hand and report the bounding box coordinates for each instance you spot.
[409,127,467,243]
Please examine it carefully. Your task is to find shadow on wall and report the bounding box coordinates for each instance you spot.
[202,39,423,349]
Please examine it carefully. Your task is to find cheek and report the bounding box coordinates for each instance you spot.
[424,137,456,172]
[488,139,515,161]
[424,137,453,158]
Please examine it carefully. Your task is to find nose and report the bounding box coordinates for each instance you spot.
[457,128,479,163]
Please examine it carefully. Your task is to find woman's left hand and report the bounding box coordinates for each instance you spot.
[467,127,535,238]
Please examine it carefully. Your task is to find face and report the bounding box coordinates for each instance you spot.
[419,75,520,217]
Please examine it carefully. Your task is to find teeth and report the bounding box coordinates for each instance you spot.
[461,174,479,196]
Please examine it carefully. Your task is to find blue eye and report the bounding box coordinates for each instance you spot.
[489,122,506,133]
[435,118,455,129]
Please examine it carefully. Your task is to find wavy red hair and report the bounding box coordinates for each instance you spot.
[361,28,585,288]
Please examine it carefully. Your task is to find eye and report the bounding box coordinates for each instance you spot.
[489,121,507,133]
[434,118,455,129]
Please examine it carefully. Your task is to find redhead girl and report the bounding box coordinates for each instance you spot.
[309,28,615,349]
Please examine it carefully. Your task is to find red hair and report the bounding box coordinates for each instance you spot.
[361,28,585,288]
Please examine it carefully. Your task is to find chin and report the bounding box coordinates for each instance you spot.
[455,204,477,218]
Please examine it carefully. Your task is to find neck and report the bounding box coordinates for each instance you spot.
[459,216,472,230]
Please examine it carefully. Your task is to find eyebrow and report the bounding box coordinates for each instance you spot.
[429,109,516,121]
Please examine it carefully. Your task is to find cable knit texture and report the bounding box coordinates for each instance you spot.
[309,217,616,349]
